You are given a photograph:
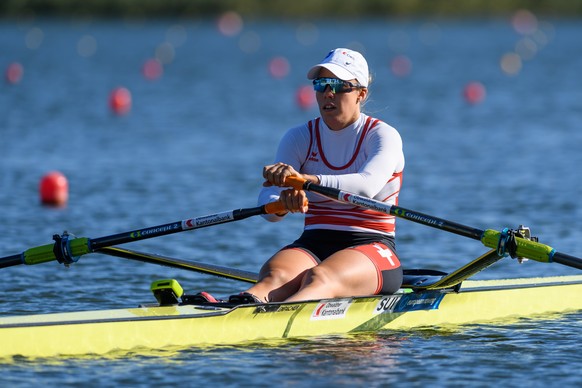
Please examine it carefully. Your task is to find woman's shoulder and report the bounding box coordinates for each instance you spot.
[364,114,400,138]
[280,119,316,144]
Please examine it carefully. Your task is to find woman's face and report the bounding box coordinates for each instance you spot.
[315,68,367,131]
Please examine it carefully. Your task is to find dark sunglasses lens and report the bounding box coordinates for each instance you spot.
[313,78,347,93]
[313,80,326,92]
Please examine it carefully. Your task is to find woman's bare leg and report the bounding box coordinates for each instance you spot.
[244,248,318,302]
[284,249,379,302]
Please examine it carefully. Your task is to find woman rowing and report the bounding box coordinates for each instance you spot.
[197,48,405,304]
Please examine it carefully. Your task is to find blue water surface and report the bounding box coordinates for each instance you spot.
[1,16,581,387]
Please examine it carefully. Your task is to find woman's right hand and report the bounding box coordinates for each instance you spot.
[279,188,309,213]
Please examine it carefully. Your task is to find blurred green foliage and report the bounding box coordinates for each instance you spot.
[2,0,582,19]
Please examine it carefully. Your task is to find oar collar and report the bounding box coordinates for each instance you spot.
[52,232,81,266]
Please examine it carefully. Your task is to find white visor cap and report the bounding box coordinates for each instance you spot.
[307,48,369,87]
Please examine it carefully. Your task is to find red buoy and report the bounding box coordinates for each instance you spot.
[268,56,290,79]
[463,81,486,105]
[142,58,163,80]
[390,55,412,77]
[5,62,24,84]
[109,87,132,115]
[295,85,315,110]
[40,171,69,207]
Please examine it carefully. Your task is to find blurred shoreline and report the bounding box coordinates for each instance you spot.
[2,0,582,20]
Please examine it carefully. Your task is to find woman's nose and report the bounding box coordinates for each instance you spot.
[323,85,335,97]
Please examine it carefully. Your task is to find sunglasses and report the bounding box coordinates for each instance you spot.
[312,77,363,94]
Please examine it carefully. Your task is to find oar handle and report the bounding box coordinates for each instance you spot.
[262,196,308,216]
[263,200,287,215]
[285,176,308,190]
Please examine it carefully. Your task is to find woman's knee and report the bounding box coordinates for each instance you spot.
[259,266,293,284]
[259,249,317,281]
[301,265,336,287]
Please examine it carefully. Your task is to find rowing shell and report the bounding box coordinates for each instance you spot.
[1,274,581,359]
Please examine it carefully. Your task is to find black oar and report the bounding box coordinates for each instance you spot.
[99,246,259,283]
[0,201,286,269]
[284,176,582,270]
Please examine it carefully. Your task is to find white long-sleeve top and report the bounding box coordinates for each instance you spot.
[259,113,405,236]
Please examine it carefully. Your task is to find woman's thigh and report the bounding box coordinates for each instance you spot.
[259,247,319,278]
[315,249,381,296]
[315,242,402,296]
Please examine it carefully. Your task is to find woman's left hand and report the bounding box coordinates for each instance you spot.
[262,162,301,187]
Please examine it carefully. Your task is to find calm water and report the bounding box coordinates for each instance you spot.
[1,16,581,386]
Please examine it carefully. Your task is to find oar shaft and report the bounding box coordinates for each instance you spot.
[552,252,582,270]
[285,176,484,240]
[92,204,287,250]
[92,209,243,250]
[0,254,24,268]
[90,221,183,250]
[390,206,483,241]
[0,202,286,269]
[285,176,582,270]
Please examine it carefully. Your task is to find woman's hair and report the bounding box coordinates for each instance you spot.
[359,72,372,110]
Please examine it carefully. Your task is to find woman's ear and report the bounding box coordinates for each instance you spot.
[357,88,368,103]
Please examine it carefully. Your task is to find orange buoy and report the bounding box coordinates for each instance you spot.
[40,171,69,207]
[109,87,132,115]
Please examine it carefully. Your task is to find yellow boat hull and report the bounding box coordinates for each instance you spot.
[1,275,581,359]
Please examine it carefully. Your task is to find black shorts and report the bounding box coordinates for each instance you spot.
[283,229,402,294]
